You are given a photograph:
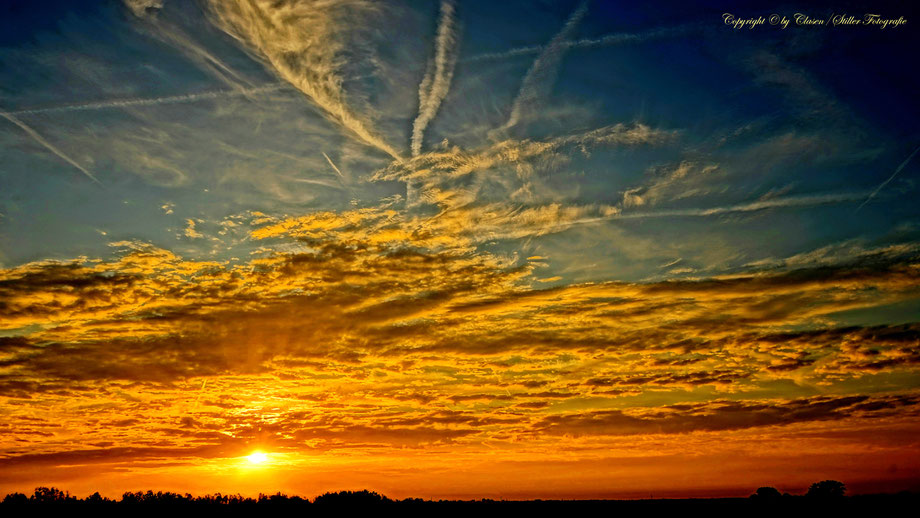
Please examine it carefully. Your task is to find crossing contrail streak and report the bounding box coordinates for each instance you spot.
[7,83,286,117]
[570,192,870,229]
[856,144,920,212]
[322,151,346,180]
[1,112,102,185]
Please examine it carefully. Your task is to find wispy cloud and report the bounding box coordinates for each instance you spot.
[501,1,590,131]
[465,23,695,63]
[123,0,163,18]
[0,112,102,185]
[411,0,460,157]
[574,191,869,227]
[206,0,404,161]
[375,123,674,207]
[125,1,256,93]
[640,191,868,218]
[619,161,721,209]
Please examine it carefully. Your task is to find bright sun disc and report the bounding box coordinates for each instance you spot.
[247,452,268,464]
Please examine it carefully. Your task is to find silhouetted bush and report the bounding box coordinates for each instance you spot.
[256,492,306,505]
[313,489,391,505]
[2,492,28,505]
[806,480,846,499]
[86,492,112,504]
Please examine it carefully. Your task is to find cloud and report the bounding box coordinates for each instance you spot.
[205,0,403,160]
[183,219,203,239]
[375,122,674,207]
[411,0,460,157]
[745,241,920,272]
[619,161,721,209]
[124,0,164,18]
[501,1,589,131]
[125,3,256,93]
[744,50,859,130]
[612,191,870,220]
[467,23,697,63]
[536,395,920,436]
[249,199,622,253]
[1,229,919,481]
[223,123,673,257]
[3,231,918,387]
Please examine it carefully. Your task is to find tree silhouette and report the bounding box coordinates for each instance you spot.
[750,486,783,500]
[86,492,112,504]
[7,483,908,509]
[806,480,846,499]
[313,490,391,505]
[30,487,73,503]
[2,493,28,505]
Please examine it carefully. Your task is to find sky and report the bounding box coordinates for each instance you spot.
[1,0,919,500]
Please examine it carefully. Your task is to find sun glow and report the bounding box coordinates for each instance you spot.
[246,452,269,465]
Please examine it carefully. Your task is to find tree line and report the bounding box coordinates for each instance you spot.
[0,480,915,506]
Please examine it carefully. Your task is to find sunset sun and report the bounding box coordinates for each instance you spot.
[246,452,269,465]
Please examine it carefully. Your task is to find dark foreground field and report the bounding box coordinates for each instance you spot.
[2,487,919,515]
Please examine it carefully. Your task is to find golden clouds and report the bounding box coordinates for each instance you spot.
[206,0,403,160]
[374,123,674,188]
[242,124,675,259]
[2,226,918,412]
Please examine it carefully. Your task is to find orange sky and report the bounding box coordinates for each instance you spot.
[2,231,919,498]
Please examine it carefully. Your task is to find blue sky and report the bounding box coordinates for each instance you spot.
[2,0,917,282]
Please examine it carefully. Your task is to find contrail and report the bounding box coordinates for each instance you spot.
[194,379,207,408]
[7,83,286,117]
[289,176,345,190]
[466,24,695,63]
[502,0,590,131]
[573,192,870,227]
[322,151,346,180]
[411,0,460,156]
[0,112,102,185]
[321,151,359,197]
[207,0,404,161]
[642,191,868,218]
[856,144,920,212]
